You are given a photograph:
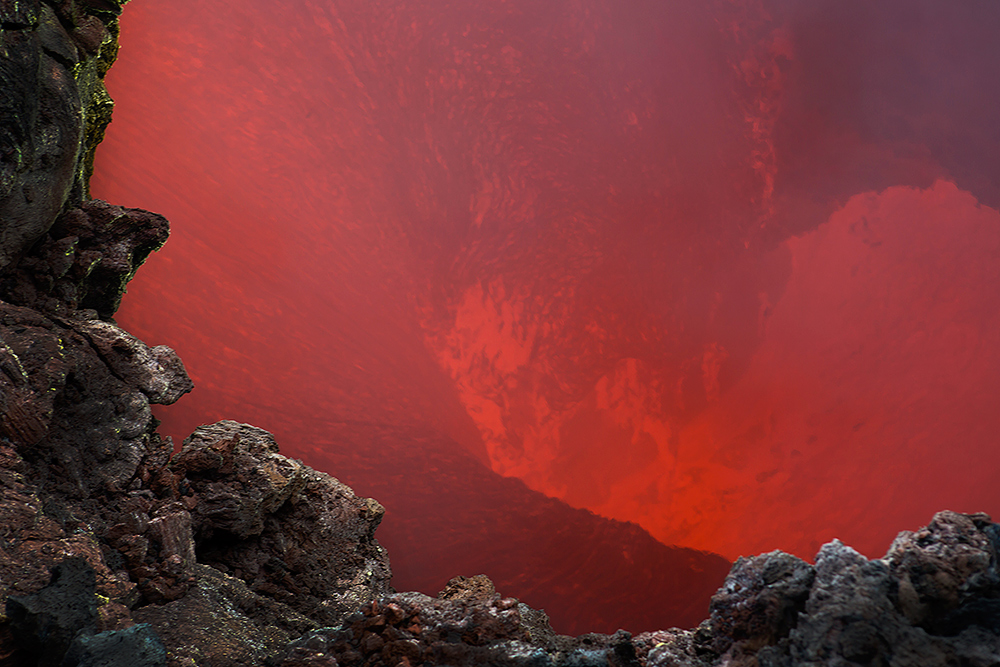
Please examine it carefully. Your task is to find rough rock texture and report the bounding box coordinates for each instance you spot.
[5,557,99,667]
[0,300,189,495]
[0,46,392,658]
[692,511,1000,667]
[169,420,393,628]
[0,177,389,664]
[269,512,1000,667]
[0,0,125,273]
[271,584,640,667]
[2,1,1000,666]
[63,623,167,667]
[131,563,317,667]
[0,199,171,317]
[0,410,394,666]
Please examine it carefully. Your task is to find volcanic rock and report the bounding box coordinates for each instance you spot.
[0,0,124,273]
[62,623,167,667]
[131,563,316,667]
[5,557,99,667]
[171,421,309,540]
[266,511,1000,666]
[173,420,393,628]
[0,299,189,496]
[696,511,1000,667]
[706,550,815,659]
[3,1,1000,666]
[0,200,171,318]
[306,421,734,635]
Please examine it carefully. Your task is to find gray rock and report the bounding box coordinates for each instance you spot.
[707,550,815,660]
[132,564,317,667]
[5,557,99,667]
[61,623,167,667]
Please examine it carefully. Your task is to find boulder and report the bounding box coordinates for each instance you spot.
[178,421,393,627]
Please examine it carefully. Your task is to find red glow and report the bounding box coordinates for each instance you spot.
[92,0,1000,630]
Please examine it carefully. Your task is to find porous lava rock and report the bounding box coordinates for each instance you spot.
[0,299,189,496]
[691,510,1000,667]
[270,580,641,667]
[169,420,393,628]
[131,563,317,667]
[0,199,171,318]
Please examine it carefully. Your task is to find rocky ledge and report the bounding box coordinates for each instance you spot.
[2,0,1000,665]
[0,222,997,667]
[3,391,1000,667]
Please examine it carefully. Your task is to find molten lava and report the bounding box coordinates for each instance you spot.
[92,0,1000,632]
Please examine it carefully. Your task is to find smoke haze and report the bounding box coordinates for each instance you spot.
[91,0,1000,631]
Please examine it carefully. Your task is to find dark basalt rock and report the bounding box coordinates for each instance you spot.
[0,301,190,494]
[0,0,124,273]
[131,563,317,667]
[176,421,393,628]
[5,557,99,667]
[3,1,1000,665]
[262,518,999,666]
[706,550,815,660]
[62,623,168,667]
[0,199,171,318]
[695,512,1000,667]
[271,577,658,667]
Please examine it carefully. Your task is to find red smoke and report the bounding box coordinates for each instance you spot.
[92,0,1000,629]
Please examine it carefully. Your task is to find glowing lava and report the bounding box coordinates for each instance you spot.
[93,0,1000,628]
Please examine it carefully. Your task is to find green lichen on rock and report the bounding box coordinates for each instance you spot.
[0,0,132,272]
[74,3,126,201]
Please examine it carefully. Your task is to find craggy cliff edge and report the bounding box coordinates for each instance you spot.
[1,0,999,665]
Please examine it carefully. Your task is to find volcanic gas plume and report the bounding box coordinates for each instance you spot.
[91,0,1000,633]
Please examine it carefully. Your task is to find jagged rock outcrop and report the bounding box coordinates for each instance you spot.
[0,300,188,495]
[0,34,393,654]
[2,0,1000,666]
[270,581,639,667]
[167,421,393,627]
[267,512,1000,667]
[0,0,125,273]
[1,409,394,666]
[0,199,171,317]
